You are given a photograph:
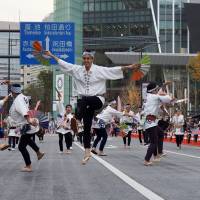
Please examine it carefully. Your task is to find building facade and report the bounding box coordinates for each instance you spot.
[83,0,190,54]
[53,0,83,109]
[0,22,21,90]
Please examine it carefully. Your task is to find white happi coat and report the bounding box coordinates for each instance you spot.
[58,59,124,104]
[143,93,172,129]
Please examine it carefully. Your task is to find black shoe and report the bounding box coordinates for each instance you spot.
[91,149,98,155]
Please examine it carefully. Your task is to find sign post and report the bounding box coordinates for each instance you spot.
[20,22,75,65]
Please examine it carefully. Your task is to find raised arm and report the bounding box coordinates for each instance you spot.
[0,95,10,108]
[44,51,81,76]
[97,63,141,80]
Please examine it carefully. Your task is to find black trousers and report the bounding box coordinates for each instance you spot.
[93,128,108,151]
[138,129,143,144]
[175,135,184,147]
[145,126,158,162]
[18,134,39,166]
[58,132,72,151]
[8,136,16,148]
[77,96,103,149]
[194,134,198,143]
[157,126,164,154]
[143,130,149,144]
[77,131,84,144]
[123,131,132,146]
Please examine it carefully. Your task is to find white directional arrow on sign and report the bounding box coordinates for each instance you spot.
[45,36,50,51]
[60,54,69,59]
[26,54,34,59]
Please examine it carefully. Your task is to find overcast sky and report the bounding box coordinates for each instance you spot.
[0,0,54,22]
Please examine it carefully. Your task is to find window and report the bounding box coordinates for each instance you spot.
[107,2,112,11]
[95,2,100,11]
[84,2,88,12]
[101,2,106,11]
[89,2,94,11]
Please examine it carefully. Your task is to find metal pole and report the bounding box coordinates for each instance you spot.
[172,0,175,53]
[187,71,190,115]
[7,25,11,112]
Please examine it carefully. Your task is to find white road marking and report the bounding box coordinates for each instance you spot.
[142,145,200,159]
[74,142,165,200]
[104,145,118,149]
[165,150,200,159]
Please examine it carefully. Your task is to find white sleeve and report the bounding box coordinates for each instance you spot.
[56,101,65,116]
[15,96,29,117]
[108,107,123,118]
[98,66,124,80]
[0,100,4,108]
[180,116,185,125]
[158,95,172,104]
[58,59,81,76]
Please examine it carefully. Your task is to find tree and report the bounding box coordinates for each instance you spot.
[187,53,200,81]
[120,83,141,110]
[24,70,53,113]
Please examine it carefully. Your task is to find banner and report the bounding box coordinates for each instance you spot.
[56,74,64,102]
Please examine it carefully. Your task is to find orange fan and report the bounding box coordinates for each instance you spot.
[131,70,144,81]
[33,41,42,52]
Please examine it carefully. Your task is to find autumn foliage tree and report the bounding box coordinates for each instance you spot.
[120,84,141,110]
[24,70,53,113]
[187,53,200,81]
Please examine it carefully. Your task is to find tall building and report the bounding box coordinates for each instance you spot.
[53,0,83,108]
[83,0,158,52]
[0,22,21,86]
[83,0,190,54]
[21,65,50,89]
[54,0,83,61]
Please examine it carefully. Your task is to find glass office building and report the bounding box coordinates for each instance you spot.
[83,0,190,54]
[53,0,83,107]
[157,0,189,53]
[0,22,21,97]
[83,0,157,52]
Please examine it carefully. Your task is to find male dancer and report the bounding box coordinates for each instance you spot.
[45,50,140,164]
[9,84,44,172]
[91,99,123,156]
[143,82,172,166]
[121,104,134,148]
[56,92,74,154]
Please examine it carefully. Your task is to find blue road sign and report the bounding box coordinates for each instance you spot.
[20,22,75,65]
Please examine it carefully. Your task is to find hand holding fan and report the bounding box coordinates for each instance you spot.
[131,55,151,81]
[28,110,49,129]
[32,41,50,66]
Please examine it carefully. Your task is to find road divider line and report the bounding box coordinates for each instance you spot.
[141,145,200,159]
[74,142,165,200]
[165,150,200,159]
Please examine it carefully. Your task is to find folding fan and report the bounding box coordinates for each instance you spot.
[28,110,49,129]
[131,55,151,81]
[32,41,50,66]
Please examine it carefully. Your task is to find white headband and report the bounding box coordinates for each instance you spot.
[11,85,22,94]
[147,85,159,93]
[108,100,117,105]
[82,51,95,58]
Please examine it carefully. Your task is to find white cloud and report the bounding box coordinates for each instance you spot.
[0,0,53,22]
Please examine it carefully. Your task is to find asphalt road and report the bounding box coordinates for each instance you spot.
[0,135,200,200]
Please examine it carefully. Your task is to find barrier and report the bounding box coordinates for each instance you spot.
[123,131,200,147]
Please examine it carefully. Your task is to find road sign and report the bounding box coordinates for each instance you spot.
[20,22,75,65]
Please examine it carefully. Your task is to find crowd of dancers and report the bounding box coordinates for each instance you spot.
[0,50,199,172]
